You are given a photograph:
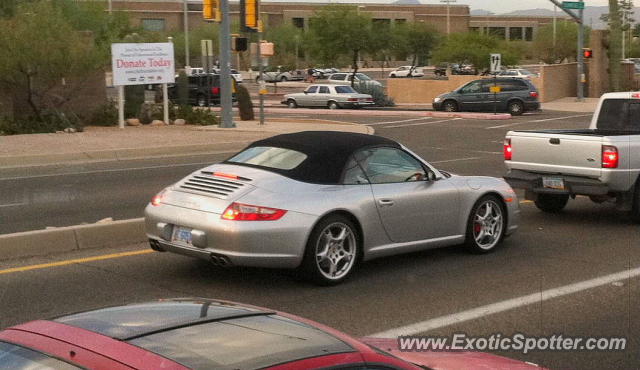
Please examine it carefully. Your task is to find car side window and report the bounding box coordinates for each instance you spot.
[461,81,482,94]
[356,147,426,184]
[319,86,330,94]
[331,74,345,80]
[306,86,318,93]
[342,157,369,185]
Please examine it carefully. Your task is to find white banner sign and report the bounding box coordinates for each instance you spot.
[490,53,502,74]
[111,43,175,86]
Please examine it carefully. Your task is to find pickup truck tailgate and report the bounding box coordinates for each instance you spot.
[508,132,603,178]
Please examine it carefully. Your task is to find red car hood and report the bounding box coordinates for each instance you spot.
[360,338,545,370]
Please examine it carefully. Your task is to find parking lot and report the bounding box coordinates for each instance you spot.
[0,109,637,369]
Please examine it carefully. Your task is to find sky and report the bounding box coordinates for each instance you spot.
[452,0,610,13]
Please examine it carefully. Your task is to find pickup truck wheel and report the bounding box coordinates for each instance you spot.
[508,100,524,116]
[465,195,506,254]
[197,95,206,107]
[631,182,640,223]
[287,99,298,109]
[443,100,458,112]
[535,194,569,213]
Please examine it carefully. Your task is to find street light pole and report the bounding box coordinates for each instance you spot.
[184,0,190,68]
[219,0,235,128]
[440,0,456,35]
[108,0,112,14]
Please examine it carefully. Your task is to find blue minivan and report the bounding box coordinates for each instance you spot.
[432,77,540,116]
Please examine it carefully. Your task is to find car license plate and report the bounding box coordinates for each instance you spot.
[172,226,192,245]
[542,177,565,190]
[359,98,367,102]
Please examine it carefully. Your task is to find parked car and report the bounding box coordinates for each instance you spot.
[167,73,236,107]
[282,84,374,109]
[0,298,544,370]
[257,69,305,82]
[498,68,538,79]
[327,72,382,87]
[211,67,243,83]
[389,65,424,78]
[145,131,519,285]
[434,63,477,76]
[432,77,540,116]
[504,92,640,220]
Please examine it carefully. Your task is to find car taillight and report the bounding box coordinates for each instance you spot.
[212,87,220,95]
[221,202,287,221]
[530,91,539,98]
[151,189,166,206]
[347,98,358,102]
[504,138,513,160]
[366,98,373,102]
[602,145,619,168]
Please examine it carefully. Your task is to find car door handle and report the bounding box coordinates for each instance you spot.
[378,199,394,207]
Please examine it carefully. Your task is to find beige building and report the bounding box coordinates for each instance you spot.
[110,1,569,42]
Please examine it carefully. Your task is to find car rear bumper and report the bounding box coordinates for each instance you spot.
[524,101,541,111]
[144,203,317,268]
[504,169,609,196]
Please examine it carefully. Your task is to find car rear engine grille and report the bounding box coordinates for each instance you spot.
[180,171,248,198]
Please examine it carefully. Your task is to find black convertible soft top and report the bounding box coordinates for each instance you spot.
[226,131,400,184]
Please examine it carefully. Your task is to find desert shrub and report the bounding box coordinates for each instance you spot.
[236,84,254,121]
[86,100,118,126]
[124,84,145,118]
[354,82,395,107]
[0,110,83,135]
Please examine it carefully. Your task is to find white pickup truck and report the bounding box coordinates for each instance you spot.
[504,92,640,221]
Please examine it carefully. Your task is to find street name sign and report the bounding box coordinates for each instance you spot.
[562,1,584,10]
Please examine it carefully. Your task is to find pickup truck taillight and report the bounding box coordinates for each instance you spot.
[504,138,513,160]
[602,145,619,168]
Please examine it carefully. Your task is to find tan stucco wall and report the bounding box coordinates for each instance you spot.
[387,75,480,104]
[537,63,577,102]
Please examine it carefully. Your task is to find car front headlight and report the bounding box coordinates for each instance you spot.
[433,97,442,103]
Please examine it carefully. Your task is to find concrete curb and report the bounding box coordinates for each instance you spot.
[0,219,146,260]
[423,111,512,120]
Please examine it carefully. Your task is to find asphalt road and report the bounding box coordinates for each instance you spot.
[2,109,638,369]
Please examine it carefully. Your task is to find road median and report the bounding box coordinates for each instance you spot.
[0,219,146,260]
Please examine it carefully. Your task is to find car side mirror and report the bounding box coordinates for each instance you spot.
[304,91,308,94]
[427,170,437,182]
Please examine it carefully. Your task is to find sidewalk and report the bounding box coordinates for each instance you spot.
[542,97,599,113]
[0,119,371,168]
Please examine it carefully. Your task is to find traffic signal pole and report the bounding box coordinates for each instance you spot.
[219,0,235,128]
[548,0,585,101]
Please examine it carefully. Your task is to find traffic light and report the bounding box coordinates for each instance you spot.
[241,0,259,32]
[583,48,593,59]
[232,36,248,52]
[203,0,221,22]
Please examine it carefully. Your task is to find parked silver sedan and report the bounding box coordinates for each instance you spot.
[145,131,519,285]
[282,84,374,109]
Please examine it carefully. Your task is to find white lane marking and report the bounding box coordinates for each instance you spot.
[368,117,433,126]
[369,266,640,338]
[384,118,460,129]
[430,157,482,164]
[0,160,231,181]
[486,114,592,129]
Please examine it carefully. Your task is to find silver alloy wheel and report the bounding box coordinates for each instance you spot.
[509,101,523,115]
[443,101,457,112]
[472,200,504,250]
[328,101,339,110]
[287,99,297,108]
[315,222,356,280]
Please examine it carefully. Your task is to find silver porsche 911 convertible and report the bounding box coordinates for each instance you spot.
[145,131,519,285]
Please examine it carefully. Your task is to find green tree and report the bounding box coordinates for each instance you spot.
[391,22,440,72]
[264,23,304,70]
[432,32,521,70]
[0,1,105,118]
[533,21,588,64]
[306,5,373,84]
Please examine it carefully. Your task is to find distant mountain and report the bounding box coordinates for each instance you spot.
[492,6,640,29]
[393,0,423,4]
[501,8,558,17]
[470,9,494,16]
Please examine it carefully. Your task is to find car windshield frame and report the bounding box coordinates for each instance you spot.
[355,73,371,80]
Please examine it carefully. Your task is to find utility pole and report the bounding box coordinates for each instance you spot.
[548,0,585,101]
[219,0,235,128]
[108,0,112,14]
[440,0,456,35]
[184,0,190,68]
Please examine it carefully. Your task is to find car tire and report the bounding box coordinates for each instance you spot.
[508,100,525,116]
[390,74,397,78]
[287,99,298,109]
[534,194,569,213]
[300,215,360,285]
[279,76,288,82]
[631,181,640,223]
[464,195,506,254]
[443,100,458,112]
[197,94,206,107]
[255,76,261,84]
[328,101,340,110]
